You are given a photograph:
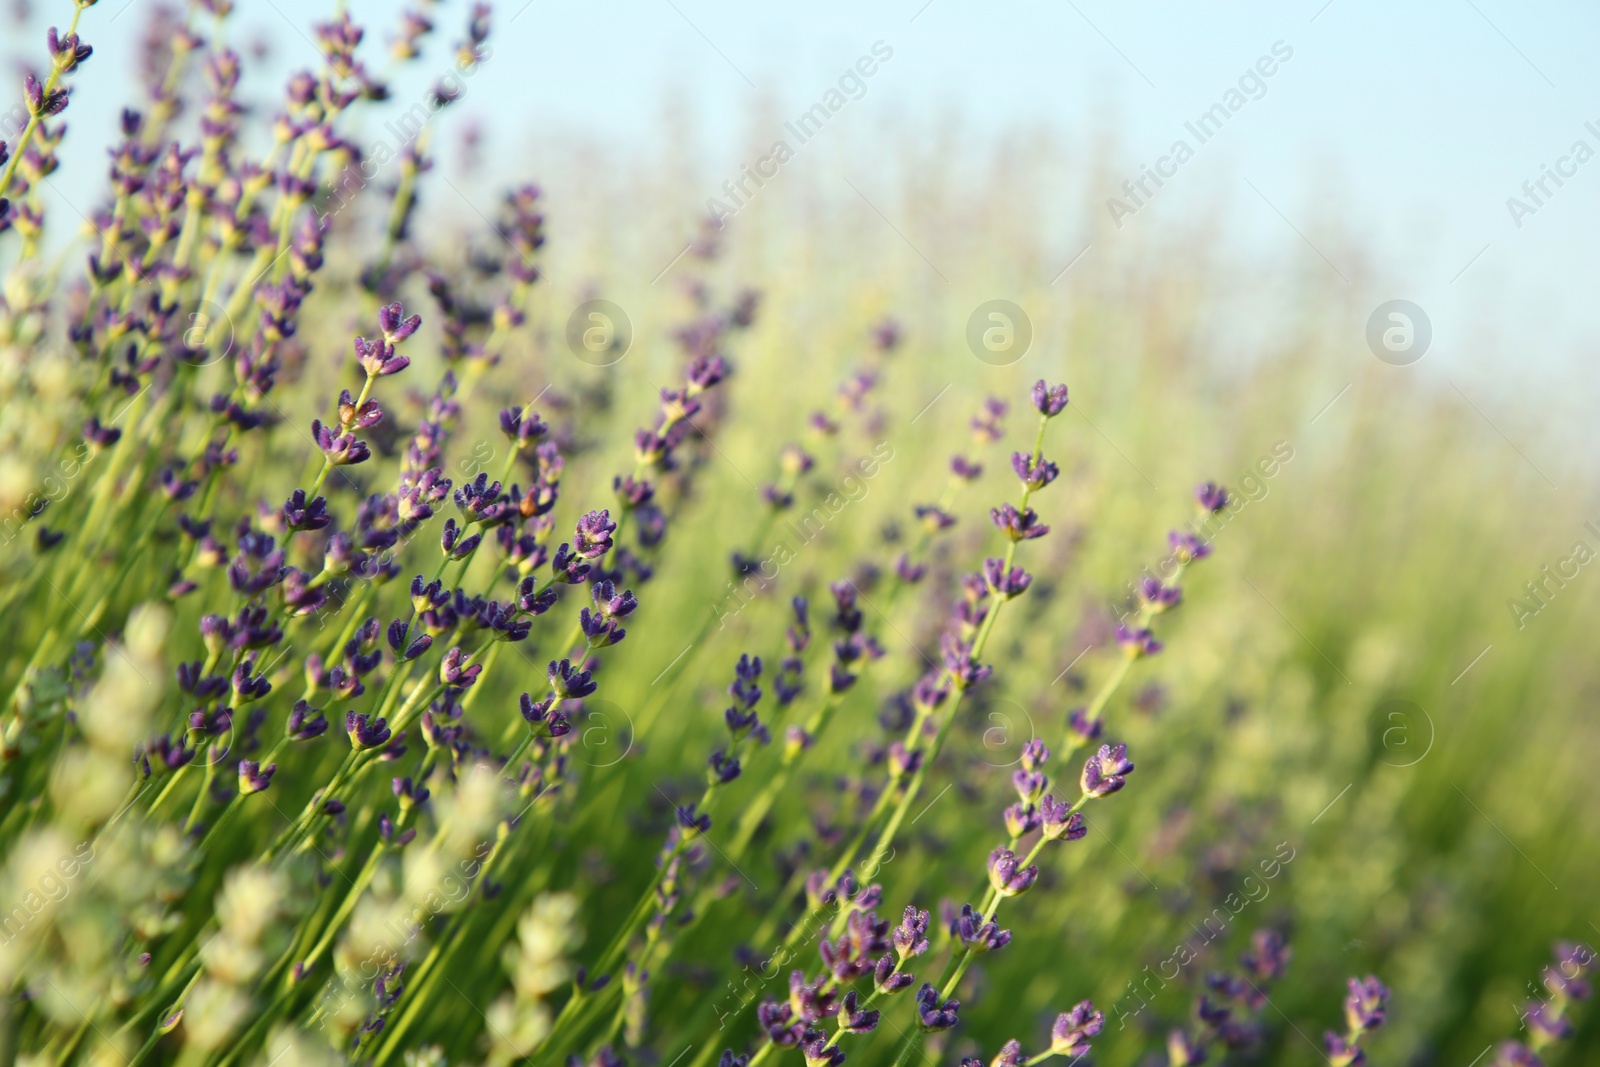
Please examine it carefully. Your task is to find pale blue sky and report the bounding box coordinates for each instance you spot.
[19,0,1600,389]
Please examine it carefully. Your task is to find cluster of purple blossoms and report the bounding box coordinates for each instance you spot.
[1168,929,1294,1065]
[1491,941,1594,1067]
[753,894,935,1063]
[959,1002,1104,1067]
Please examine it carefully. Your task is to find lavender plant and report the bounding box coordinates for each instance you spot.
[0,3,1591,1067]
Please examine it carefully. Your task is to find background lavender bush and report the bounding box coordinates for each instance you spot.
[0,2,1596,1066]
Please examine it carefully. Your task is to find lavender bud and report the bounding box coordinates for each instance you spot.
[574,509,617,558]
[238,759,276,795]
[874,953,914,994]
[800,1033,845,1067]
[286,700,328,741]
[983,558,1031,600]
[1031,379,1069,416]
[1080,743,1134,798]
[377,300,422,341]
[1012,451,1059,491]
[1138,577,1182,613]
[990,503,1049,542]
[951,455,983,481]
[1039,795,1086,841]
[1343,975,1389,1033]
[986,849,1037,897]
[1116,625,1163,659]
[1241,929,1292,982]
[345,710,392,750]
[1168,530,1212,563]
[1196,481,1230,514]
[1003,802,1039,837]
[548,658,597,699]
[915,983,960,1031]
[1167,1030,1208,1067]
[1050,1001,1103,1055]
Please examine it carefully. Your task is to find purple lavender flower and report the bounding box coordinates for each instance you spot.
[940,635,991,690]
[579,607,627,649]
[282,489,330,532]
[951,455,983,481]
[1040,795,1086,841]
[893,906,931,960]
[1138,577,1183,613]
[1196,481,1230,514]
[874,953,913,994]
[574,509,617,559]
[990,503,1049,542]
[837,989,880,1033]
[915,983,960,1031]
[454,473,508,524]
[24,71,69,117]
[1080,742,1134,798]
[1169,530,1212,564]
[1545,942,1595,999]
[1241,929,1292,982]
[549,543,592,584]
[337,389,383,430]
[955,903,1012,952]
[987,849,1038,897]
[1167,1029,1208,1066]
[1523,1002,1571,1043]
[1324,1033,1365,1067]
[47,27,93,73]
[916,505,958,531]
[548,659,597,699]
[1051,1001,1104,1056]
[971,397,1008,443]
[1012,451,1059,491]
[887,741,923,779]
[983,558,1032,600]
[1004,802,1040,837]
[440,518,482,559]
[500,405,550,449]
[345,710,392,750]
[287,700,328,741]
[708,750,741,784]
[439,647,481,688]
[519,693,571,738]
[238,760,276,795]
[757,1001,805,1047]
[1068,710,1107,751]
[1116,624,1164,659]
[1343,975,1388,1033]
[311,418,370,466]
[801,1033,845,1067]
[1031,380,1069,417]
[1490,1042,1543,1067]
[386,620,432,661]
